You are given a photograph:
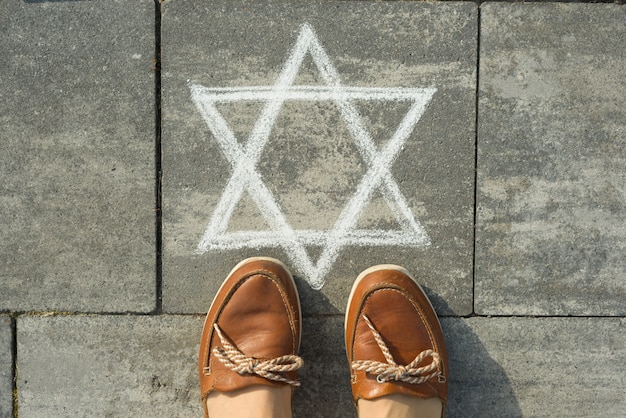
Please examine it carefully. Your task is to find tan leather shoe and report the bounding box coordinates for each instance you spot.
[198,257,303,418]
[345,265,448,415]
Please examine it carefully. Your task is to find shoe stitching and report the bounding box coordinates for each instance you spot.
[370,285,443,364]
[350,286,445,378]
[206,270,300,376]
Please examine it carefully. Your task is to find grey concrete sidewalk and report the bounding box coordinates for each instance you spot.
[2,1,625,417]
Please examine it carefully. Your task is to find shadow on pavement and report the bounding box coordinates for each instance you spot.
[292,284,522,417]
[429,286,522,418]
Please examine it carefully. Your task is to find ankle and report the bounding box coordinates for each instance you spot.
[358,394,443,418]
[207,385,292,418]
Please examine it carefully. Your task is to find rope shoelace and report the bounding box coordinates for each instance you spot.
[211,324,303,386]
[351,314,445,384]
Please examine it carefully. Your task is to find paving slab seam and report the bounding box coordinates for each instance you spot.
[5,310,625,319]
[1,311,179,318]
[474,0,622,3]
[471,2,482,317]
[154,0,164,315]
[10,316,17,418]
[467,313,626,319]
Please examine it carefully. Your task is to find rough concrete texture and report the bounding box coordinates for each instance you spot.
[0,317,12,418]
[0,0,156,312]
[17,315,203,417]
[162,0,476,316]
[476,3,626,315]
[294,317,354,417]
[16,315,626,417]
[445,317,626,416]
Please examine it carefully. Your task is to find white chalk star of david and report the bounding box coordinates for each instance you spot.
[190,23,435,289]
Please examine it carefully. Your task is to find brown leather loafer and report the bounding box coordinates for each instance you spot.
[198,257,303,417]
[345,265,448,415]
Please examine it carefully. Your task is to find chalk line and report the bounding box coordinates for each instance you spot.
[191,85,436,102]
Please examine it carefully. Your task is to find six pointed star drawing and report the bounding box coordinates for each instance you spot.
[190,23,436,289]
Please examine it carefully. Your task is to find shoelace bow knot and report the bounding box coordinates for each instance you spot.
[351,314,445,384]
[212,324,303,386]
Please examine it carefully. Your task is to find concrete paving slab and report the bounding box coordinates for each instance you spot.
[0,0,156,312]
[305,316,625,417]
[17,315,625,416]
[445,317,626,417]
[476,3,626,315]
[17,315,203,417]
[15,314,354,417]
[162,0,477,316]
[0,316,12,418]
[301,319,626,416]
